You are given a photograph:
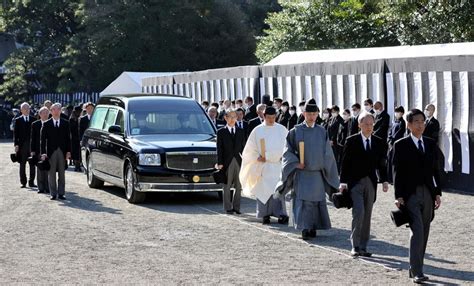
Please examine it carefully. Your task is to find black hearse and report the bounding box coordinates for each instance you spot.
[81,94,221,203]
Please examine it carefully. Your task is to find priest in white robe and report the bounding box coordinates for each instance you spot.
[240,107,289,224]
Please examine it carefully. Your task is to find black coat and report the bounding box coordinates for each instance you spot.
[287,114,298,130]
[388,118,406,146]
[337,120,349,147]
[340,133,388,201]
[327,115,343,145]
[278,111,291,128]
[423,117,440,144]
[69,117,81,160]
[297,114,305,125]
[30,120,43,155]
[374,110,390,142]
[79,115,90,140]
[235,120,248,132]
[244,104,257,121]
[392,136,442,202]
[40,118,71,158]
[247,117,263,137]
[216,126,246,169]
[348,115,359,136]
[14,116,32,149]
[210,118,225,129]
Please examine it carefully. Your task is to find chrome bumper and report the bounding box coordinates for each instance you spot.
[137,182,221,192]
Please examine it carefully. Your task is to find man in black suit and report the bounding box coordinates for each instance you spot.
[40,103,71,200]
[273,98,283,118]
[277,101,291,129]
[348,103,361,136]
[328,105,344,164]
[422,104,440,144]
[243,96,257,121]
[363,98,374,114]
[296,101,306,125]
[217,99,231,120]
[392,109,442,284]
[247,104,266,136]
[14,102,36,188]
[79,102,94,140]
[216,109,246,214]
[339,112,389,257]
[207,106,225,129]
[373,101,390,142]
[235,108,248,134]
[30,107,50,193]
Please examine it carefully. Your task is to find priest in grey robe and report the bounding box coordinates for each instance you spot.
[274,99,340,240]
[240,107,289,224]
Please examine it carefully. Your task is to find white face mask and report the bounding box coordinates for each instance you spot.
[289,110,296,116]
[424,110,432,118]
[322,113,329,119]
[352,110,359,117]
[282,106,288,112]
[272,104,278,109]
[364,106,371,112]
[331,112,338,117]
[342,114,350,121]
[395,112,403,119]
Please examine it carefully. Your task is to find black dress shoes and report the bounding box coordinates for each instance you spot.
[262,216,271,225]
[359,250,372,257]
[20,184,26,188]
[28,181,37,188]
[309,229,317,238]
[351,248,360,257]
[58,195,66,200]
[302,229,310,240]
[226,210,234,214]
[50,195,57,200]
[233,209,241,215]
[409,270,429,283]
[278,215,289,224]
[37,189,45,194]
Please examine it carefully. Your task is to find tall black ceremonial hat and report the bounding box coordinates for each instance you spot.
[305,98,319,112]
[390,207,410,227]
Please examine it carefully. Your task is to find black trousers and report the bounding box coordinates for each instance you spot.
[18,142,35,185]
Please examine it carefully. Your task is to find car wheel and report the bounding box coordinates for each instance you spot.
[217,191,223,201]
[124,162,146,204]
[86,155,104,188]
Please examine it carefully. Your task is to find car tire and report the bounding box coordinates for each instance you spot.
[124,162,146,204]
[217,191,223,201]
[86,155,104,188]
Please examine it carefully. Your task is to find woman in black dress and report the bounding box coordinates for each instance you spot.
[69,106,82,172]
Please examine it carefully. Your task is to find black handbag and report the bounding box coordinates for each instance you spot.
[10,153,18,163]
[37,159,51,171]
[212,169,227,184]
[332,190,352,209]
[390,206,410,227]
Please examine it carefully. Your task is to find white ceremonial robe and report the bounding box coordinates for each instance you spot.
[240,122,288,204]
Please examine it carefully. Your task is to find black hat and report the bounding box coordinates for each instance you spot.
[390,207,410,227]
[331,191,352,209]
[74,105,82,112]
[212,169,227,184]
[27,156,39,166]
[264,106,277,115]
[37,159,51,171]
[305,98,319,113]
[261,94,272,106]
[10,153,18,163]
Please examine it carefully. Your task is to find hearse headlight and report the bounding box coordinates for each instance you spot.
[139,153,161,166]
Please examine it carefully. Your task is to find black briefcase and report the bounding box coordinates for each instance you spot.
[390,206,410,227]
[37,159,51,171]
[212,169,227,184]
[27,156,39,166]
[332,191,352,209]
[10,153,18,163]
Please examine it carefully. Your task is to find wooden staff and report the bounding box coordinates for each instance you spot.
[260,138,266,159]
[299,141,304,164]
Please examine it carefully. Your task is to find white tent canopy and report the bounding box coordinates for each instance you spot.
[265,42,474,66]
[100,71,185,96]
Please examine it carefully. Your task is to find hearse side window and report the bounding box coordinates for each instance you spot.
[115,110,124,132]
[89,107,108,130]
[103,108,118,131]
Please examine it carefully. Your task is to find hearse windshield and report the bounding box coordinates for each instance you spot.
[128,99,215,135]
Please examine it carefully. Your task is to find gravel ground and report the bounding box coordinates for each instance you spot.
[0,141,473,285]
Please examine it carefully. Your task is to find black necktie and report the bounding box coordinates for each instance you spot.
[365,138,371,152]
[25,116,28,122]
[55,121,59,128]
[418,140,424,153]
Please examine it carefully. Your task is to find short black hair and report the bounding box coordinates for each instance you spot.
[274,98,283,104]
[282,101,289,107]
[236,99,243,104]
[394,106,405,113]
[299,101,306,107]
[290,105,297,111]
[245,96,253,102]
[364,98,373,106]
[202,101,209,106]
[331,105,340,112]
[343,108,350,115]
[406,108,425,123]
[211,102,219,108]
[236,107,245,113]
[351,103,361,110]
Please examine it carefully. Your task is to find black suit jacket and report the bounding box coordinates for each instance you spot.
[278,111,290,128]
[30,120,43,154]
[244,104,257,121]
[388,118,406,146]
[374,110,390,141]
[348,115,359,136]
[79,115,90,140]
[340,133,388,201]
[235,120,248,132]
[392,136,442,202]
[40,118,72,158]
[14,116,32,148]
[247,117,263,136]
[423,117,440,144]
[217,127,246,169]
[297,114,305,125]
[210,118,225,129]
[288,114,298,130]
[327,115,343,144]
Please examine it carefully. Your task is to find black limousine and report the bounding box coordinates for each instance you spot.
[81,94,221,203]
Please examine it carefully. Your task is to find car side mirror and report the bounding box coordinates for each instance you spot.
[108,125,122,134]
